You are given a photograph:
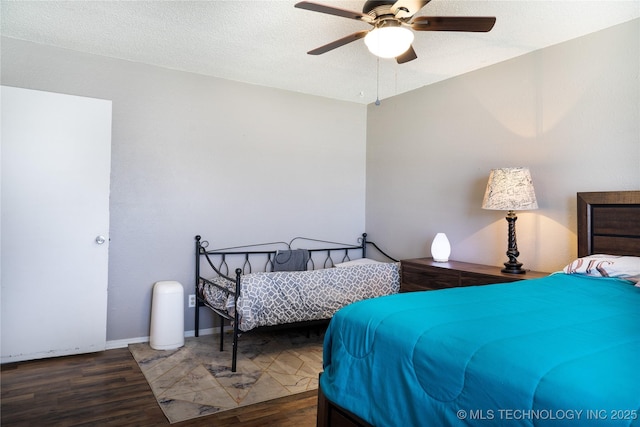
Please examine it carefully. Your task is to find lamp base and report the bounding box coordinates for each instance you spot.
[501,210,526,274]
[501,262,526,274]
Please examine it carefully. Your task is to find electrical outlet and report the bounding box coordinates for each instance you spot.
[188,294,196,308]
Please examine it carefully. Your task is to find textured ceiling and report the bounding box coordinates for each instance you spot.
[1,1,639,105]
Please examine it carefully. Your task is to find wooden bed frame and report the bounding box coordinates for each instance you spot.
[194,233,397,372]
[577,191,640,257]
[317,190,640,427]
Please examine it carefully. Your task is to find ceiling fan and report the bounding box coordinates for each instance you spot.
[295,0,496,64]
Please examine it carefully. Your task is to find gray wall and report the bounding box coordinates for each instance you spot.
[2,18,639,346]
[1,37,367,344]
[366,19,640,273]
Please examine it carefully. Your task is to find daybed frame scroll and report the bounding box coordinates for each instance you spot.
[194,233,396,372]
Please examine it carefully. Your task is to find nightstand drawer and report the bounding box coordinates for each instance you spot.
[400,258,549,292]
[402,264,458,291]
[460,272,520,287]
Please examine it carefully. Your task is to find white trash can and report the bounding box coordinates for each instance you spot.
[150,281,185,350]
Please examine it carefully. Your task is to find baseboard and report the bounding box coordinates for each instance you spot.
[1,343,109,364]
[105,327,219,350]
[1,330,222,362]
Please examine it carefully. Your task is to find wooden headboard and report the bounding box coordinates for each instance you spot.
[577,191,640,257]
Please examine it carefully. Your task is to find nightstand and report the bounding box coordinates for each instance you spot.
[400,258,550,292]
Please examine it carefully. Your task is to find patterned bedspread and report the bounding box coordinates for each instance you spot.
[199,263,400,331]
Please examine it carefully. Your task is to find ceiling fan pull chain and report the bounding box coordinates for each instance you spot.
[395,65,398,97]
[375,57,381,106]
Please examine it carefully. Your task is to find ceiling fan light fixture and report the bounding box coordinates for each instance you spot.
[364,25,414,59]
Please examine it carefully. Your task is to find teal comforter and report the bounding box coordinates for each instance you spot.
[321,274,640,426]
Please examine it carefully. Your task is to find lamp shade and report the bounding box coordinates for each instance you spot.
[364,26,414,58]
[482,167,538,211]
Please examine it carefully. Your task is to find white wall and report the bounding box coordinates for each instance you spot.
[366,19,640,273]
[1,37,367,342]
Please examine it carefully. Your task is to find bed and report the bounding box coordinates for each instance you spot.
[318,191,640,427]
[194,233,400,372]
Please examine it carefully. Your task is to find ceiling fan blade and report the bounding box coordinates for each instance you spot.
[411,16,496,32]
[307,31,369,55]
[396,45,418,64]
[295,1,373,23]
[391,0,431,19]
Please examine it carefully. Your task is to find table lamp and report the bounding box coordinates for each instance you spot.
[482,167,538,274]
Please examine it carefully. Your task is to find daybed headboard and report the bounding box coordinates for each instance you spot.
[577,191,640,257]
[195,233,397,281]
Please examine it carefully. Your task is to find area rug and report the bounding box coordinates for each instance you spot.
[129,329,324,423]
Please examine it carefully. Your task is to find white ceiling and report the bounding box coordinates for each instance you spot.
[2,1,639,105]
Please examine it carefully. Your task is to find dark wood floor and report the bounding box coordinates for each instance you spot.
[1,347,318,427]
